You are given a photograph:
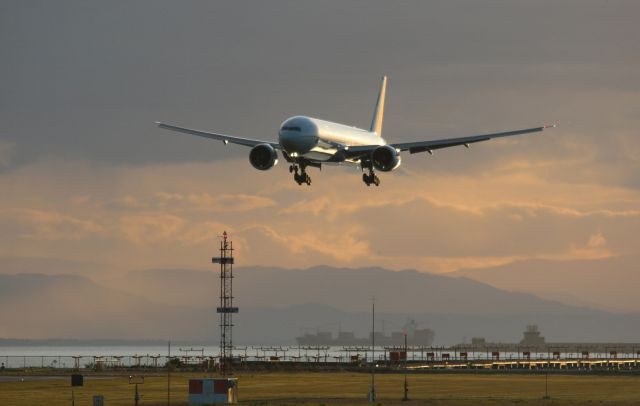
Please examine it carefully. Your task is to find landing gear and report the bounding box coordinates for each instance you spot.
[291,164,311,186]
[362,170,380,186]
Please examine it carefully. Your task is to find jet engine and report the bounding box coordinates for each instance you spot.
[371,145,401,172]
[249,144,278,170]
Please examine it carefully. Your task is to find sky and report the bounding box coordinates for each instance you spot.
[1,1,639,307]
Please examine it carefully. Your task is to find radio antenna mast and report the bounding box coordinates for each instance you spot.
[212,231,238,376]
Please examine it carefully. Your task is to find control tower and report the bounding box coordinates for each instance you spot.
[520,324,546,347]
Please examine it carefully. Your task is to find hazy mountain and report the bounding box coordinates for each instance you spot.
[114,266,640,343]
[0,256,108,277]
[0,273,356,344]
[0,273,213,340]
[453,256,639,312]
[3,268,640,344]
[118,266,591,315]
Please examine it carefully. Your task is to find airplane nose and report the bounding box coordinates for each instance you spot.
[279,132,317,155]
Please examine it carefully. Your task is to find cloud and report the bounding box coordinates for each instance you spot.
[0,140,638,277]
[1,208,104,241]
[154,192,276,212]
[0,141,15,169]
[3,1,640,178]
[587,232,607,249]
[118,213,186,244]
[246,224,370,262]
[101,192,275,213]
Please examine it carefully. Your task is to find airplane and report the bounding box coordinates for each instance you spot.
[157,76,555,186]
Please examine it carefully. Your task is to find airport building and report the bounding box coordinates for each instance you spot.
[455,325,640,354]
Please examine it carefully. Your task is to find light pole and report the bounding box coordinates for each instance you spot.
[129,375,144,406]
[543,371,550,399]
[369,298,376,402]
[403,333,409,401]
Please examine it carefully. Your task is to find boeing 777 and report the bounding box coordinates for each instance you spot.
[157,76,554,186]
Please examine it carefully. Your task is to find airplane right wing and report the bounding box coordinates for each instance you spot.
[156,122,280,149]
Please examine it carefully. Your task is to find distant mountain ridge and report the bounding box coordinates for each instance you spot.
[2,267,640,344]
[0,256,107,277]
[0,273,213,341]
[118,265,594,315]
[452,256,639,312]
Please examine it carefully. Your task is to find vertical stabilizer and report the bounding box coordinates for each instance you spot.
[370,75,387,136]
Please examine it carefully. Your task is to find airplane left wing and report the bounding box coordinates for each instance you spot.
[156,122,280,149]
[345,125,555,157]
[391,125,554,154]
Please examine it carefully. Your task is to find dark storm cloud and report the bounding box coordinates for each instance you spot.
[1,0,639,169]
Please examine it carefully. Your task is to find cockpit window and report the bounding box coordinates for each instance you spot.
[281,126,301,132]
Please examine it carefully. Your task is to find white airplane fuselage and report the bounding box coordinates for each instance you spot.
[278,116,386,163]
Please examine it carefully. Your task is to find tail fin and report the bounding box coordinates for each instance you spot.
[370,75,387,136]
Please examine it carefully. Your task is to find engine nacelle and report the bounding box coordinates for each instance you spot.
[249,143,278,170]
[371,145,401,172]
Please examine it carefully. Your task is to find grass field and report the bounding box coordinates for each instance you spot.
[2,371,640,405]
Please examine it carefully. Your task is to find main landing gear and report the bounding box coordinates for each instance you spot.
[362,169,380,186]
[290,164,311,186]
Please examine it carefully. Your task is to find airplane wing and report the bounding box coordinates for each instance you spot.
[156,122,280,149]
[346,125,555,157]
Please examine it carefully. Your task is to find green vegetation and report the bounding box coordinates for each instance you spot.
[1,371,640,405]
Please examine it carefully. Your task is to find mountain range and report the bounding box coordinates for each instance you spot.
[1,265,639,344]
[453,256,638,312]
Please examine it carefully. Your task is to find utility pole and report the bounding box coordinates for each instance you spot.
[369,298,376,402]
[402,333,409,401]
[167,341,171,406]
[543,371,550,399]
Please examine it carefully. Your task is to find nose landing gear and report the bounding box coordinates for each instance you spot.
[290,164,311,186]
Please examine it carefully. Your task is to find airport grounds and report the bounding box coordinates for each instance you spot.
[2,365,640,405]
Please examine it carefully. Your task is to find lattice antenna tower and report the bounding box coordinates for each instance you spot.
[212,231,238,376]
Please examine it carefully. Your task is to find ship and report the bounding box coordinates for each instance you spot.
[295,319,434,347]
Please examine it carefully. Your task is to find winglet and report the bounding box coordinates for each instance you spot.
[370,76,387,136]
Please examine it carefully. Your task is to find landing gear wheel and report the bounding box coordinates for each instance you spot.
[362,173,370,186]
[294,170,311,186]
[362,171,380,186]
